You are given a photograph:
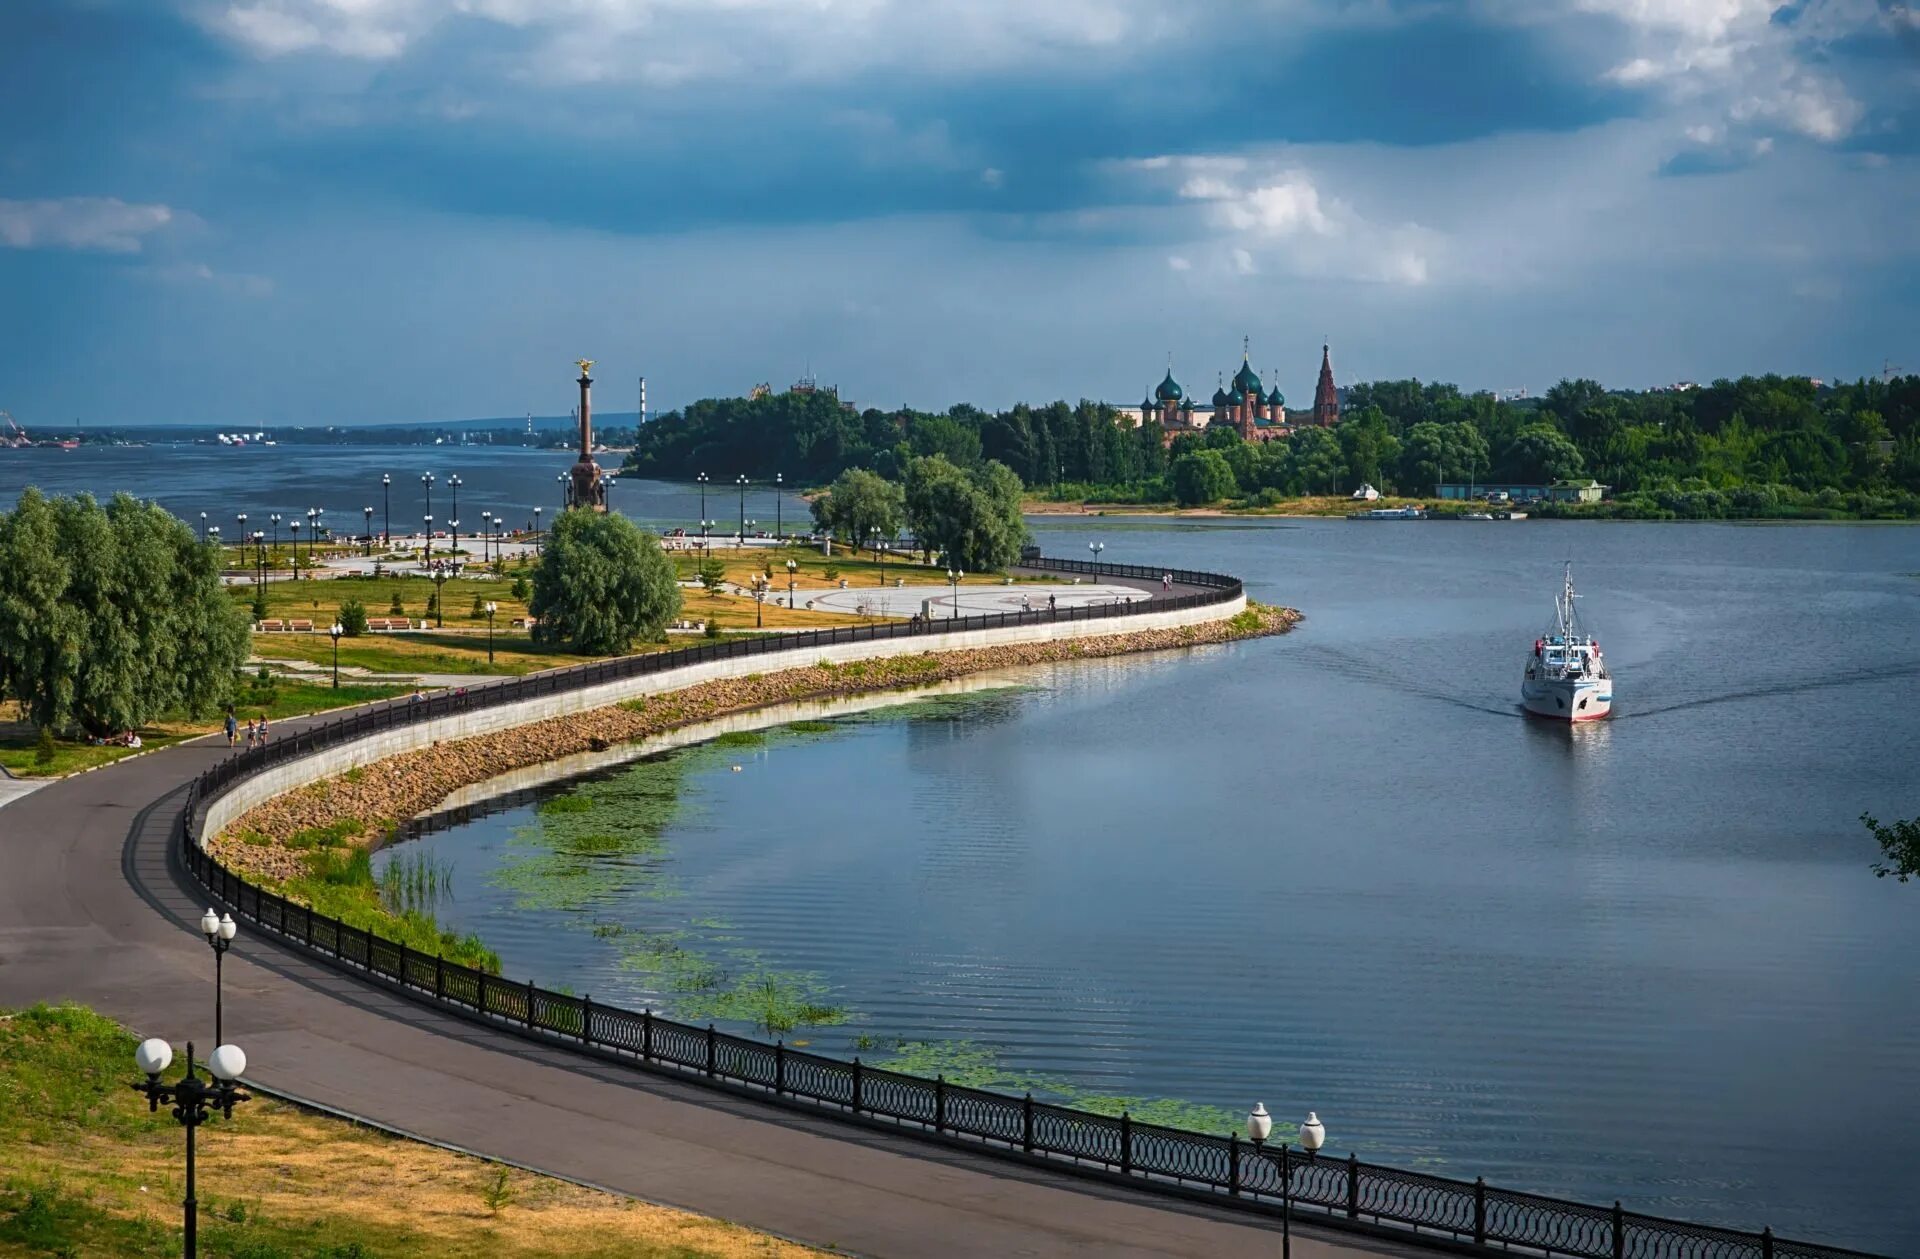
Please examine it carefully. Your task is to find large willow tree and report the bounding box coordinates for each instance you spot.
[529,509,681,655]
[0,490,249,734]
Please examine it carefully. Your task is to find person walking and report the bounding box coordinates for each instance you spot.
[1162,572,1172,592]
[244,718,256,749]
[224,710,238,747]
[257,715,270,746]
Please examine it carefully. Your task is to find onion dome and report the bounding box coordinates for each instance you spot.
[1226,386,1246,405]
[1155,368,1184,402]
[1142,396,1157,414]
[1233,357,1262,395]
[1267,385,1285,407]
[1182,398,1196,413]
[1211,375,1229,407]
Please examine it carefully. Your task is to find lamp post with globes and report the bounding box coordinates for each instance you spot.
[199,908,236,1045]
[131,1038,251,1259]
[533,506,543,552]
[480,511,492,565]
[422,515,433,566]
[199,512,207,543]
[381,473,391,545]
[421,473,435,555]
[234,514,247,559]
[268,513,281,561]
[329,621,344,688]
[1088,540,1105,565]
[786,558,798,608]
[697,471,708,527]
[288,521,301,578]
[774,472,783,540]
[484,601,497,663]
[947,567,963,619]
[447,472,461,528]
[363,506,374,556]
[736,473,748,542]
[1248,1104,1326,1259]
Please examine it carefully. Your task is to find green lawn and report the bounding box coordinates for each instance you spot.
[250,630,601,678]
[0,1003,822,1258]
[232,573,535,630]
[0,677,410,779]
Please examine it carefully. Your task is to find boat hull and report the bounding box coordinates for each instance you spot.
[1521,675,1612,721]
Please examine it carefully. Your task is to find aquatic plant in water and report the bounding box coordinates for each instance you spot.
[874,1040,1254,1136]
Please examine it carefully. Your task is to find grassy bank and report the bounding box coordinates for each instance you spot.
[0,1003,822,1258]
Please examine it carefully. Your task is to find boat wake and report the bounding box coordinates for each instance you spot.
[1619,658,1920,720]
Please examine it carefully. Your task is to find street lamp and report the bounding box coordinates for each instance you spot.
[269,513,281,559]
[774,472,783,540]
[448,519,460,566]
[421,473,435,554]
[235,514,247,557]
[1088,540,1105,565]
[447,472,461,526]
[556,471,568,511]
[207,526,220,554]
[199,511,207,542]
[363,506,374,556]
[199,908,236,1045]
[736,473,748,542]
[132,1038,251,1259]
[697,470,708,525]
[533,506,543,553]
[305,507,319,565]
[329,621,344,688]
[430,562,448,628]
[947,567,963,619]
[422,514,433,564]
[484,601,497,663]
[381,473,391,545]
[288,521,301,578]
[1248,1105,1326,1259]
[480,511,492,565]
[786,558,798,608]
[701,519,716,555]
[752,577,767,627]
[869,528,886,585]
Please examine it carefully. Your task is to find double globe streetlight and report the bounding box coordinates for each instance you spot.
[132,1038,251,1259]
[1247,1104,1327,1259]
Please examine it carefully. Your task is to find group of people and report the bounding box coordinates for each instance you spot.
[222,710,271,749]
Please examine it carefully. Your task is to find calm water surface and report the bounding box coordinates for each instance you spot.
[9,448,1917,1250]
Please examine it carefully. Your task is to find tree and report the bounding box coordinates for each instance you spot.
[0,490,248,735]
[1400,421,1490,491]
[1285,428,1346,495]
[698,554,727,593]
[338,599,369,637]
[529,509,681,654]
[1337,407,1401,492]
[1500,425,1585,483]
[811,467,905,543]
[903,455,1028,570]
[1863,813,1920,883]
[1171,450,1237,505]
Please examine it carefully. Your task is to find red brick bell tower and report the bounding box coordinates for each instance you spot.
[1312,343,1340,428]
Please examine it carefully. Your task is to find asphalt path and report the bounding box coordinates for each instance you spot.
[0,576,1417,1259]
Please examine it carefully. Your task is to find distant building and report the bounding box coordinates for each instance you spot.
[1435,482,1549,502]
[1137,340,1340,446]
[1547,480,1609,503]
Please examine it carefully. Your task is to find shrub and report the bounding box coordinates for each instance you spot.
[388,589,405,616]
[33,725,56,766]
[337,599,368,637]
[509,576,529,601]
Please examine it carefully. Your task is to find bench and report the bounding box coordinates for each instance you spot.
[287,619,315,633]
[256,619,287,632]
[366,617,413,632]
[511,617,537,630]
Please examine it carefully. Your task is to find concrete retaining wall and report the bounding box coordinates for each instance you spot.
[200,592,1243,843]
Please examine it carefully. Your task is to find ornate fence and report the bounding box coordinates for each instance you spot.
[175,557,1880,1259]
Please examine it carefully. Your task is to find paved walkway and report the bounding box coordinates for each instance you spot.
[0,587,1411,1259]
[800,581,1148,618]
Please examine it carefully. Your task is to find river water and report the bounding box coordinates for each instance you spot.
[7,447,1919,1251]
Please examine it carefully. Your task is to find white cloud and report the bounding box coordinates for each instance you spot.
[199,0,1188,84]
[1577,0,1882,148]
[1144,157,1437,286]
[0,197,176,253]
[1166,254,1191,271]
[148,262,277,298]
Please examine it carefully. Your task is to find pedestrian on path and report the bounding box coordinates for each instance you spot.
[1162,572,1172,592]
[257,715,270,746]
[244,718,257,749]
[224,710,238,747]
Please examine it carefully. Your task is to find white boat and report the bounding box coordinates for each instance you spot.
[1522,563,1612,721]
[1347,505,1426,520]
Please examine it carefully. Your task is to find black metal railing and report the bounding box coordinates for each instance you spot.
[173,557,1879,1259]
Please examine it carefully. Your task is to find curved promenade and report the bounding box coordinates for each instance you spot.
[0,563,1404,1258]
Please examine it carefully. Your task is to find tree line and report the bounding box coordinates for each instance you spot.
[623,373,1920,518]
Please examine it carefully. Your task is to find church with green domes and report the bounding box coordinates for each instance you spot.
[1139,340,1340,446]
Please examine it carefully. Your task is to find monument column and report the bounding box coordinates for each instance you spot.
[569,358,607,512]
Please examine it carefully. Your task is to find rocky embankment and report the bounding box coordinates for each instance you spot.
[215,603,1299,881]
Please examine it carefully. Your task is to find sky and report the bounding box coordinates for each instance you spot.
[2,0,1917,426]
